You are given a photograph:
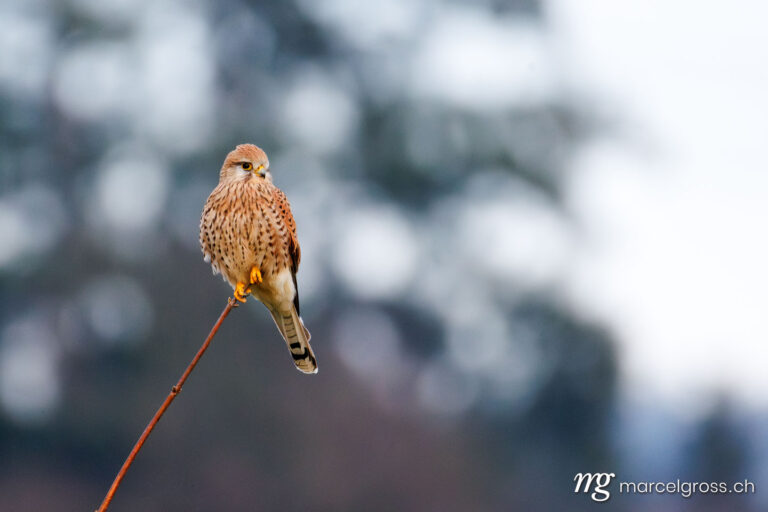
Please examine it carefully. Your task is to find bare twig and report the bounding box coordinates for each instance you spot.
[95,298,239,512]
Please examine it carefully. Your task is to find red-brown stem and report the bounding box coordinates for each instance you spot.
[95,298,238,512]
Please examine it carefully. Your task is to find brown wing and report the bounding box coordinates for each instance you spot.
[273,187,303,313]
[273,187,300,272]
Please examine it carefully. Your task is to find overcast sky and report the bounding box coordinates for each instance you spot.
[551,0,768,413]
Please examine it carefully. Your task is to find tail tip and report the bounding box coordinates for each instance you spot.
[295,363,318,375]
[294,353,318,374]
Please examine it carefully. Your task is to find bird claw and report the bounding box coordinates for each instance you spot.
[249,266,263,285]
[234,282,251,303]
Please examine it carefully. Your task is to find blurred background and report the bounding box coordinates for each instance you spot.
[1,0,766,510]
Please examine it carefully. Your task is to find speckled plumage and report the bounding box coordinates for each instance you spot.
[200,144,316,373]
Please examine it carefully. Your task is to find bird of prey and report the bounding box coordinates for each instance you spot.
[199,144,317,374]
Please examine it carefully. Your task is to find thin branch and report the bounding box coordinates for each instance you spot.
[95,297,239,512]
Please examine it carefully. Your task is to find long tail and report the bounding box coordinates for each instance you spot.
[268,304,317,374]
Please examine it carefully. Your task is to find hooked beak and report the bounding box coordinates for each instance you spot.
[255,164,266,177]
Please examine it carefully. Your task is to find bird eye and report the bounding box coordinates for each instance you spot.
[242,162,253,171]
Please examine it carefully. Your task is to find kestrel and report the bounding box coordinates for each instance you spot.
[199,144,317,374]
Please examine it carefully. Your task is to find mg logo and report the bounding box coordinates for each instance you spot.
[573,472,616,502]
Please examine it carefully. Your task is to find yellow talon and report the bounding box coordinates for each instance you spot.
[234,282,251,303]
[249,266,263,285]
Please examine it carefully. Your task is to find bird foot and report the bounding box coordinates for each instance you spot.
[249,266,263,285]
[234,282,251,303]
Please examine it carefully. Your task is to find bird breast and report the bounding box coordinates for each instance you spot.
[200,179,292,296]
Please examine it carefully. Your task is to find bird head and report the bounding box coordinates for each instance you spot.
[219,143,272,184]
